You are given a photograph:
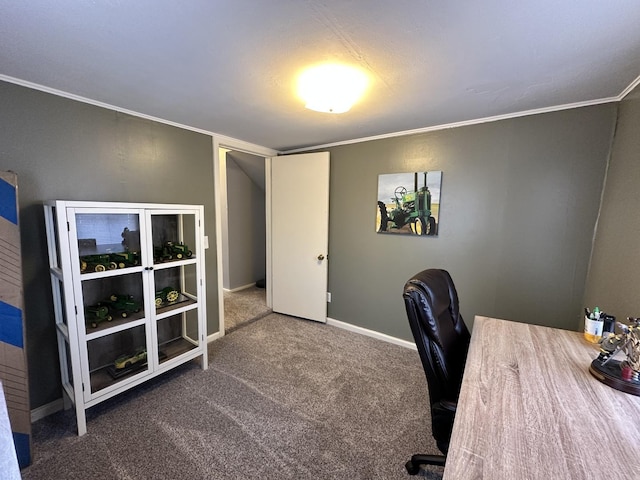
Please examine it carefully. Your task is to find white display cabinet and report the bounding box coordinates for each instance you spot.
[44,201,208,435]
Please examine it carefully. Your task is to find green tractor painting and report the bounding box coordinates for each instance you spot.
[376,171,442,236]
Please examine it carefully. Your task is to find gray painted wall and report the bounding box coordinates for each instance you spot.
[0,77,623,411]
[225,153,266,289]
[584,84,640,320]
[0,80,218,409]
[324,105,617,341]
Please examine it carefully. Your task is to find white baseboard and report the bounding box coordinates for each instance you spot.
[326,317,417,350]
[31,398,64,423]
[223,283,256,293]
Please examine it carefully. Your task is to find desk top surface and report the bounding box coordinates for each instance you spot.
[443,316,640,480]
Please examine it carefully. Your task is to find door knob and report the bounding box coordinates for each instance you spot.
[317,254,325,261]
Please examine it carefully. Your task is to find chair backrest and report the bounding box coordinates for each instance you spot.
[403,269,470,406]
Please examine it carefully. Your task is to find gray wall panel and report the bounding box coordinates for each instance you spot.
[324,105,617,340]
[0,80,217,409]
[225,155,266,289]
[0,76,622,411]
[584,85,640,320]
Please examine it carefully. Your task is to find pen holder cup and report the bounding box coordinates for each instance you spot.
[584,315,603,343]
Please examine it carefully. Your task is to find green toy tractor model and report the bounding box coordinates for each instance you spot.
[85,294,142,327]
[85,304,113,328]
[103,294,142,318]
[80,252,140,272]
[155,286,180,307]
[154,241,193,262]
[80,254,117,273]
[378,172,437,236]
[110,251,140,269]
[169,242,192,259]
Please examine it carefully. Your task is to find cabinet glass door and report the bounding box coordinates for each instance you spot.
[154,264,200,364]
[68,208,151,400]
[86,324,150,394]
[150,213,197,265]
[81,272,146,333]
[148,211,201,366]
[74,212,143,274]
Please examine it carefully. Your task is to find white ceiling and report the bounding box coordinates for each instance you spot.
[1,1,639,152]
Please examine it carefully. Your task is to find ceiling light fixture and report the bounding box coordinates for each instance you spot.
[297,64,368,114]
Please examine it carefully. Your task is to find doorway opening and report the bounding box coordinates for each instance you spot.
[218,148,270,333]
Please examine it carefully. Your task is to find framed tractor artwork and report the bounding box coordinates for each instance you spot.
[376,171,442,236]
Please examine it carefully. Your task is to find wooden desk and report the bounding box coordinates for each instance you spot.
[443,316,640,480]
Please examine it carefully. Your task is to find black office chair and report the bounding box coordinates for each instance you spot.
[403,269,471,475]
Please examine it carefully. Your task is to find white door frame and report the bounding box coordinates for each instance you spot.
[264,155,273,311]
[212,136,277,341]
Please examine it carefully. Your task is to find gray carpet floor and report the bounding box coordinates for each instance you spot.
[22,313,443,479]
[223,286,271,333]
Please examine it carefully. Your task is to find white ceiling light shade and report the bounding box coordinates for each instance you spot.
[297,64,369,114]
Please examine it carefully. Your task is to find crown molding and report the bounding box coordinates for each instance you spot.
[283,96,620,153]
[0,74,276,156]
[618,73,640,100]
[2,72,637,156]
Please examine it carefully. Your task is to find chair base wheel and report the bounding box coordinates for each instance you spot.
[405,453,446,475]
[405,460,421,475]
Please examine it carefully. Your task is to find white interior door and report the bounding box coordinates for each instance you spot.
[270,152,329,322]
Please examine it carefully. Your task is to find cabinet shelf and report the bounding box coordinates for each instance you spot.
[85,317,147,341]
[156,294,197,316]
[153,257,197,268]
[80,266,145,280]
[89,361,150,394]
[159,337,199,364]
[44,201,208,435]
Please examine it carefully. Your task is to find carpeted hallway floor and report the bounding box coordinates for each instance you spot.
[223,286,271,333]
[21,313,443,479]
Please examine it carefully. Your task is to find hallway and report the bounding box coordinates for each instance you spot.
[223,285,270,333]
